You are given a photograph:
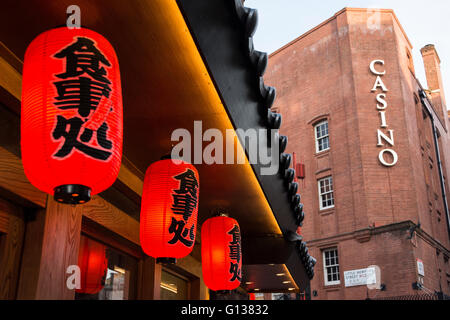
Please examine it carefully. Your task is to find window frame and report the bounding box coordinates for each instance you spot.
[74,233,140,300]
[318,176,335,210]
[322,248,340,286]
[314,120,330,153]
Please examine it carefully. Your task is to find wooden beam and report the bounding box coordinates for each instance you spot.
[117,156,144,197]
[0,41,22,115]
[0,55,21,103]
[0,211,8,233]
[17,196,82,300]
[81,216,142,259]
[0,41,22,74]
[0,144,140,246]
[0,146,47,208]
[82,195,140,246]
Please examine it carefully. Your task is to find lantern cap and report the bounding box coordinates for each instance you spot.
[54,184,91,204]
[156,257,177,265]
[214,212,229,217]
[212,208,229,217]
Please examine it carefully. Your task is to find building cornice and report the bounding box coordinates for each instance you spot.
[269,7,413,58]
[307,220,450,256]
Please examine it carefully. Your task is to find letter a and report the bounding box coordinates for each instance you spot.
[371,76,388,92]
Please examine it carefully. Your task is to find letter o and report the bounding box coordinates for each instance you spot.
[378,149,398,167]
[370,60,385,75]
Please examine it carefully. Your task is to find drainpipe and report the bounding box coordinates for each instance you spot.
[419,89,450,242]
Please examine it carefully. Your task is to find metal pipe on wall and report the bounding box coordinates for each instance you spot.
[419,89,450,242]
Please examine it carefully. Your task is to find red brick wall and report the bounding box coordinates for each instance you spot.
[421,45,447,124]
[265,8,450,299]
[307,224,417,300]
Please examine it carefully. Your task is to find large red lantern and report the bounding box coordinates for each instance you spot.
[201,215,242,291]
[21,27,123,204]
[140,159,200,263]
[76,237,108,295]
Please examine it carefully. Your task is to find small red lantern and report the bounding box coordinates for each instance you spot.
[21,27,123,204]
[201,215,242,291]
[296,163,305,179]
[76,237,108,294]
[140,159,200,263]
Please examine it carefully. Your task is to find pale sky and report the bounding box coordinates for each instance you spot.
[246,0,450,108]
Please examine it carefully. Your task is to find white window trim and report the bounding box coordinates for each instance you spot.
[323,248,340,286]
[318,176,335,210]
[314,120,330,154]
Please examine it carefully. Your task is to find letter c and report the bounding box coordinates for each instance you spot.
[370,60,386,75]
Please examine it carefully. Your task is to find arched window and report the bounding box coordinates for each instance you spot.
[314,120,330,153]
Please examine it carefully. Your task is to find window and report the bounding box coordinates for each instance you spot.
[315,120,330,153]
[318,176,334,210]
[323,248,340,286]
[406,48,415,75]
[160,269,189,300]
[75,235,138,300]
[253,293,265,300]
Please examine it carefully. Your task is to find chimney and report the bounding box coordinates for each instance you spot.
[421,44,447,121]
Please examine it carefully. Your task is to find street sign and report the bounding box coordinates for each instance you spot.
[344,267,377,287]
[417,258,425,276]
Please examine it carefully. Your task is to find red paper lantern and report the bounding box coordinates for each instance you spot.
[296,163,305,179]
[21,27,123,204]
[140,159,200,262]
[201,215,242,291]
[76,237,108,294]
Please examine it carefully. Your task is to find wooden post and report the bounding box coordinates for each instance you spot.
[137,256,161,300]
[17,196,82,299]
[0,199,25,299]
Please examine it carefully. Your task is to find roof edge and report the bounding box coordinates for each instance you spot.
[269,7,413,58]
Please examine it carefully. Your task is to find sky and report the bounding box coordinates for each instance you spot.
[246,0,450,108]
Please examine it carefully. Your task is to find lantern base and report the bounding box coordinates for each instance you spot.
[54,184,91,204]
[156,258,177,264]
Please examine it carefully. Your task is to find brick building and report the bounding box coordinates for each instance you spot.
[266,7,450,299]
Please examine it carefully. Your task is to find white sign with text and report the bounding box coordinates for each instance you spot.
[417,259,425,276]
[344,267,377,287]
[370,59,398,167]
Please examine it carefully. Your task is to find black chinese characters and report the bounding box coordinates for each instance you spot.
[228,224,242,282]
[168,169,199,247]
[52,37,113,161]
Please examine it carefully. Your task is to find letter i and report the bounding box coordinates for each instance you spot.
[379,111,387,128]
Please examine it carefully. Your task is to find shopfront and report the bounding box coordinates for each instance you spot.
[0,0,313,300]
